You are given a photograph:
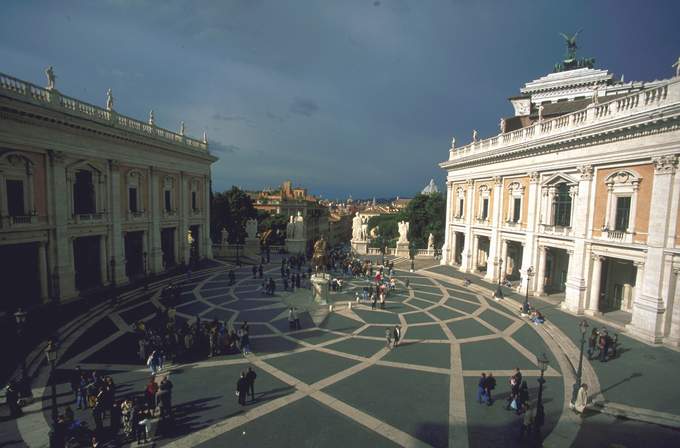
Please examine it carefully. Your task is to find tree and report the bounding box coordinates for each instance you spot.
[402,192,445,249]
[367,214,399,248]
[258,212,288,245]
[210,186,257,243]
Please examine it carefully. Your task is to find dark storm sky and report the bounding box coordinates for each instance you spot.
[1,0,679,199]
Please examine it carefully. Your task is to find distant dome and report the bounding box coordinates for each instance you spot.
[422,179,439,194]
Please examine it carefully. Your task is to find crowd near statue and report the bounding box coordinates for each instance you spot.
[45,66,56,90]
[397,221,410,244]
[245,219,258,240]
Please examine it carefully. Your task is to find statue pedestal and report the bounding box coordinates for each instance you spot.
[351,240,368,255]
[311,273,330,305]
[243,238,260,259]
[395,242,410,257]
[285,238,306,255]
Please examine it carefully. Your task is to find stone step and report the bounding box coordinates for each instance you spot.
[590,400,680,430]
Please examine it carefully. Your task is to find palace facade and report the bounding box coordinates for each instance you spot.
[439,59,680,346]
[0,70,217,311]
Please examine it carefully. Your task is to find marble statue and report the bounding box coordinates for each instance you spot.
[180,121,186,136]
[203,130,208,144]
[472,129,478,142]
[538,104,545,122]
[397,221,409,244]
[369,226,379,239]
[312,235,328,272]
[591,85,600,104]
[245,218,258,240]
[293,211,305,240]
[352,213,362,240]
[499,118,506,134]
[286,216,295,239]
[673,56,680,77]
[149,110,155,126]
[427,233,434,250]
[451,136,456,149]
[360,215,368,240]
[45,66,56,90]
[220,227,229,246]
[106,88,114,111]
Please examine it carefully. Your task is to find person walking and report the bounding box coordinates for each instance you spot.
[385,328,392,348]
[485,373,496,405]
[252,265,257,279]
[392,325,401,348]
[517,381,530,415]
[258,264,263,278]
[587,328,598,360]
[288,308,295,330]
[236,371,249,406]
[245,367,257,403]
[598,329,609,362]
[477,373,488,404]
[293,308,301,330]
[518,403,534,441]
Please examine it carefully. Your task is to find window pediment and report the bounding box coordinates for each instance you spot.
[542,172,578,187]
[605,170,641,187]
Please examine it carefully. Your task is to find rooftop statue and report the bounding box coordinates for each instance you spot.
[499,118,506,134]
[45,66,56,90]
[149,110,155,126]
[106,88,114,111]
[559,30,582,61]
[553,30,594,72]
[673,56,680,77]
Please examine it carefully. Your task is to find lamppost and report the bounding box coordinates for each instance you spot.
[45,340,58,447]
[522,266,534,314]
[535,352,549,438]
[14,308,28,395]
[571,319,589,405]
[493,258,504,300]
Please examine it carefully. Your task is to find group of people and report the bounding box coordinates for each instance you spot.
[587,327,618,362]
[384,325,401,348]
[235,367,258,406]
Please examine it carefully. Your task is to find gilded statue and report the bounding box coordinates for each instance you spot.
[312,235,328,273]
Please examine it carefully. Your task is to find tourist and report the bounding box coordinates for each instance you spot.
[371,293,377,310]
[293,308,301,330]
[252,265,257,278]
[241,329,251,355]
[5,381,20,418]
[587,328,598,360]
[506,368,522,410]
[137,409,152,444]
[392,325,401,348]
[517,381,530,415]
[477,373,488,404]
[598,329,609,362]
[158,375,173,420]
[485,373,496,405]
[518,403,534,440]
[385,328,392,348]
[145,376,158,410]
[236,371,249,406]
[573,383,589,415]
[228,270,235,285]
[246,367,257,402]
[609,334,618,359]
[288,307,295,329]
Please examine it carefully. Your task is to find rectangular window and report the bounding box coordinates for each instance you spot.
[129,187,138,213]
[191,191,197,211]
[164,190,172,212]
[6,179,25,216]
[458,199,464,217]
[481,198,489,220]
[614,196,631,231]
[513,198,521,223]
[73,170,95,214]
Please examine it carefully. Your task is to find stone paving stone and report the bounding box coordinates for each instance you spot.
[384,301,413,313]
[358,325,394,338]
[404,312,435,324]
[237,308,287,323]
[325,365,449,448]
[408,298,438,310]
[410,285,442,296]
[382,340,451,369]
[446,289,480,303]
[447,318,494,339]
[463,374,563,447]
[460,339,536,371]
[511,324,561,373]
[290,329,343,346]
[82,332,142,364]
[478,309,515,332]
[250,336,301,355]
[403,324,448,341]
[176,301,211,316]
[200,288,230,299]
[60,316,119,364]
[428,306,465,321]
[193,396,400,448]
[226,300,281,311]
[202,308,236,322]
[325,337,387,358]
[319,313,364,333]
[120,301,159,324]
[265,349,359,384]
[444,298,478,314]
[353,309,401,325]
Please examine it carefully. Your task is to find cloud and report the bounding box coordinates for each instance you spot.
[289,97,319,117]
[210,141,241,154]
[265,111,286,122]
[212,113,248,122]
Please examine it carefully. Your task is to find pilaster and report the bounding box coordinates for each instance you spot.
[48,150,76,300]
[485,176,503,281]
[518,172,540,294]
[109,159,128,285]
[460,179,474,272]
[149,167,163,273]
[441,181,453,265]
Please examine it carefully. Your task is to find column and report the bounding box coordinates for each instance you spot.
[109,159,128,285]
[632,261,644,310]
[142,231,149,274]
[48,150,76,300]
[149,167,163,273]
[535,245,547,296]
[450,230,458,265]
[519,172,540,294]
[470,236,479,272]
[460,180,474,272]
[179,172,190,265]
[563,165,593,314]
[500,239,508,282]
[628,155,677,342]
[99,235,108,285]
[38,242,48,302]
[441,181,453,265]
[485,176,503,281]
[586,254,603,315]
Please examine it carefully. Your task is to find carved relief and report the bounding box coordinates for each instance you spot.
[652,155,677,174]
[577,164,593,181]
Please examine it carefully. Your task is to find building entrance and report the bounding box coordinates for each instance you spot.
[125,231,145,279]
[454,232,464,265]
[161,228,176,268]
[74,236,101,291]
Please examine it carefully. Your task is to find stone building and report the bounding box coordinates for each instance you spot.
[439,52,680,345]
[0,69,217,311]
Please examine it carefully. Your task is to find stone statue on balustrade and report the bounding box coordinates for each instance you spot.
[450,136,456,149]
[149,110,155,126]
[286,216,295,239]
[221,227,229,246]
[472,129,478,142]
[397,221,410,244]
[361,216,368,240]
[427,233,434,250]
[245,218,258,240]
[538,104,545,122]
[369,226,379,239]
[499,118,506,134]
[312,235,328,273]
[45,66,56,90]
[106,89,114,111]
[180,121,186,136]
[673,56,680,77]
[352,213,362,241]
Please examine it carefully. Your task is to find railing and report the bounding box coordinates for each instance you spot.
[446,79,676,163]
[162,209,178,218]
[604,228,627,242]
[0,72,209,154]
[539,223,571,236]
[71,212,106,224]
[0,214,46,228]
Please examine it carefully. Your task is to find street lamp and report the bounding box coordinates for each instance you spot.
[535,352,549,438]
[45,340,58,440]
[571,319,589,405]
[522,267,534,314]
[493,258,504,300]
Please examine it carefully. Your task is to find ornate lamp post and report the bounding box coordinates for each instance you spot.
[571,319,589,405]
[522,267,534,314]
[493,258,504,300]
[535,352,549,438]
[45,340,58,446]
